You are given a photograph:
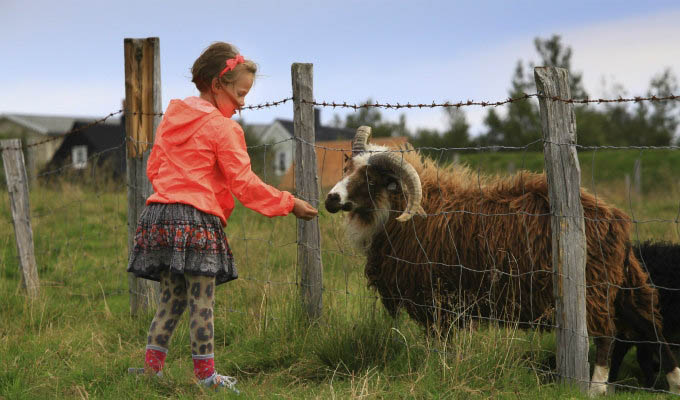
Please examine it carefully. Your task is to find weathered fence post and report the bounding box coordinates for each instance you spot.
[535,67,590,393]
[124,37,162,315]
[1,139,40,298]
[291,63,323,320]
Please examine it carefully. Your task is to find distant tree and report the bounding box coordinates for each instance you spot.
[411,107,471,162]
[477,35,584,148]
[410,127,439,160]
[532,36,587,99]
[645,68,679,145]
[477,60,542,147]
[477,34,678,148]
[442,107,471,149]
[578,68,679,147]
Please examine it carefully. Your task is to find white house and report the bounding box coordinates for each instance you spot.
[247,109,355,176]
[248,120,295,176]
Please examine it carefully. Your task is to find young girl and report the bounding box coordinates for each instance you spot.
[127,42,318,392]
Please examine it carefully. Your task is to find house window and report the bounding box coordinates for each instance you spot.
[72,145,88,169]
[278,151,286,174]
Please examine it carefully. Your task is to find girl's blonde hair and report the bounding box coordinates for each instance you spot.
[191,42,257,92]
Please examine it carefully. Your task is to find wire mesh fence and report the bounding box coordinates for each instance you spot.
[2,78,680,395]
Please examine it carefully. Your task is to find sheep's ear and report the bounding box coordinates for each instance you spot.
[367,164,400,191]
[385,175,403,192]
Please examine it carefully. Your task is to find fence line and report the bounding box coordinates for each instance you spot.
[14,138,679,294]
[7,135,680,237]
[300,93,680,110]
[3,90,676,153]
[6,126,678,260]
[11,133,678,172]
[3,136,678,394]
[26,140,679,227]
[3,49,680,395]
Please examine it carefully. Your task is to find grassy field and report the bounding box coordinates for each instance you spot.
[1,149,679,399]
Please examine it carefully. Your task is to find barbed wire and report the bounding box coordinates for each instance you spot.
[243,97,293,109]
[0,98,293,152]
[2,91,678,153]
[299,93,679,110]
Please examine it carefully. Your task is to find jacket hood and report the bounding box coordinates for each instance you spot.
[159,97,222,145]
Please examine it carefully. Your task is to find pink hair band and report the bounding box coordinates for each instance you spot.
[219,55,245,78]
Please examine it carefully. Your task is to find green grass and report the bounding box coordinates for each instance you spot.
[1,150,679,399]
[457,149,680,241]
[457,149,680,198]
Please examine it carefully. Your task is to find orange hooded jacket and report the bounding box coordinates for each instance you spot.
[145,96,295,226]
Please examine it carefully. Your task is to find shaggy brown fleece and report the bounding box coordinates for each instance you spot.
[363,150,660,349]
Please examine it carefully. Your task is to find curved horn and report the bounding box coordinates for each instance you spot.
[352,126,372,156]
[368,151,426,222]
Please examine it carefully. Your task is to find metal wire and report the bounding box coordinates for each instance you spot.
[2,91,680,395]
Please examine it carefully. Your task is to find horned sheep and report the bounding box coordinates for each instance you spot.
[324,126,680,395]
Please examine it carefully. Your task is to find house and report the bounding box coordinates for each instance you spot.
[0,113,119,178]
[278,136,410,191]
[44,118,126,179]
[247,108,356,176]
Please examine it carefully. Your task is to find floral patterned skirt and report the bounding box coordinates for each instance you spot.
[126,202,237,285]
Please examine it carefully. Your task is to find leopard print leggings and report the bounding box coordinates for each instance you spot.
[147,270,215,355]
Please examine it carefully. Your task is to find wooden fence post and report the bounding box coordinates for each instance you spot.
[291,63,323,320]
[124,37,162,315]
[1,139,40,298]
[535,66,590,393]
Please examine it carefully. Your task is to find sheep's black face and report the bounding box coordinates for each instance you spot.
[324,193,343,213]
[324,192,354,213]
[325,157,358,214]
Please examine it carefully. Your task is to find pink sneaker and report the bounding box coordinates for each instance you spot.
[199,372,240,394]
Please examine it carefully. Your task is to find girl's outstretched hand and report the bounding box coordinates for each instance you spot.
[292,198,318,220]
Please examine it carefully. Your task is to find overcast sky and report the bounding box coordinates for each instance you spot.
[2,0,679,136]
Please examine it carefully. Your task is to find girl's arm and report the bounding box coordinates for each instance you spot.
[214,121,295,217]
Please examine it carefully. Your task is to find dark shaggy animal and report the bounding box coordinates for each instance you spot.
[324,126,680,395]
[609,241,680,388]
